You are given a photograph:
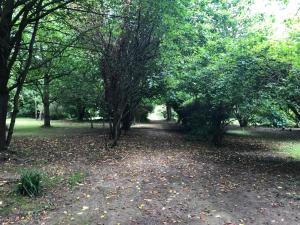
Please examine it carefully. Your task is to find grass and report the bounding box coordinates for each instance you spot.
[8,119,300,160]
[226,129,254,137]
[0,188,54,218]
[0,169,84,218]
[42,174,64,189]
[6,118,101,137]
[226,127,300,160]
[68,171,86,188]
[278,142,300,160]
[17,169,42,197]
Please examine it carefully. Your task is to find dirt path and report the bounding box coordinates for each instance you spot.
[1,122,300,225]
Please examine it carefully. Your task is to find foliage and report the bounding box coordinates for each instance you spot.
[134,103,154,123]
[0,0,77,151]
[17,169,42,198]
[0,0,299,148]
[18,89,36,118]
[179,100,230,146]
[159,0,300,144]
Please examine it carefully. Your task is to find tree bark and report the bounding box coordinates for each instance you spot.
[212,104,226,147]
[0,1,14,152]
[0,88,9,152]
[6,86,21,147]
[122,106,134,131]
[166,104,172,121]
[1,0,74,150]
[90,119,94,129]
[238,118,248,128]
[43,73,51,127]
[111,117,122,147]
[77,104,85,121]
[6,8,41,147]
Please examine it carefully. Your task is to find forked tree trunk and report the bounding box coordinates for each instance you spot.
[6,11,40,147]
[111,115,122,147]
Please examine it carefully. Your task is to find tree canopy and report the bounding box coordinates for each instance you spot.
[0,0,300,149]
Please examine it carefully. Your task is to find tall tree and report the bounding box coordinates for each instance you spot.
[79,0,185,145]
[0,0,74,151]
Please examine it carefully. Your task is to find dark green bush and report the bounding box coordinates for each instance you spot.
[134,104,154,122]
[250,102,291,127]
[17,169,42,197]
[122,103,154,131]
[179,100,230,146]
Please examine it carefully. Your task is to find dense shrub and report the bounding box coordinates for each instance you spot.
[179,100,230,146]
[50,104,68,120]
[121,103,154,131]
[250,102,293,127]
[134,104,154,122]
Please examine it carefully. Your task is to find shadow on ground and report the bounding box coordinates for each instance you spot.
[0,121,299,225]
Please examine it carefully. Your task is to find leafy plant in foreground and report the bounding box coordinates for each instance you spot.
[17,169,42,197]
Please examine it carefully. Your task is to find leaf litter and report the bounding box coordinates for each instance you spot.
[0,122,299,224]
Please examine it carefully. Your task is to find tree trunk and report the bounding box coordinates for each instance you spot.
[90,119,94,129]
[166,104,172,121]
[6,86,21,147]
[0,2,13,152]
[77,105,85,121]
[0,89,9,152]
[122,106,134,131]
[43,73,51,127]
[111,117,119,139]
[89,112,94,129]
[235,111,249,128]
[212,119,224,147]
[212,105,226,147]
[238,118,248,128]
[110,110,123,147]
[7,13,40,147]
[0,53,9,151]
[112,117,122,147]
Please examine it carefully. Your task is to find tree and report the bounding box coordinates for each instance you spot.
[79,0,184,146]
[53,49,102,122]
[28,22,79,126]
[158,0,300,144]
[0,0,75,151]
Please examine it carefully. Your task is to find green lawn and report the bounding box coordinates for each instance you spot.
[7,119,300,160]
[7,118,100,137]
[226,127,300,160]
[226,129,254,137]
[280,142,300,159]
